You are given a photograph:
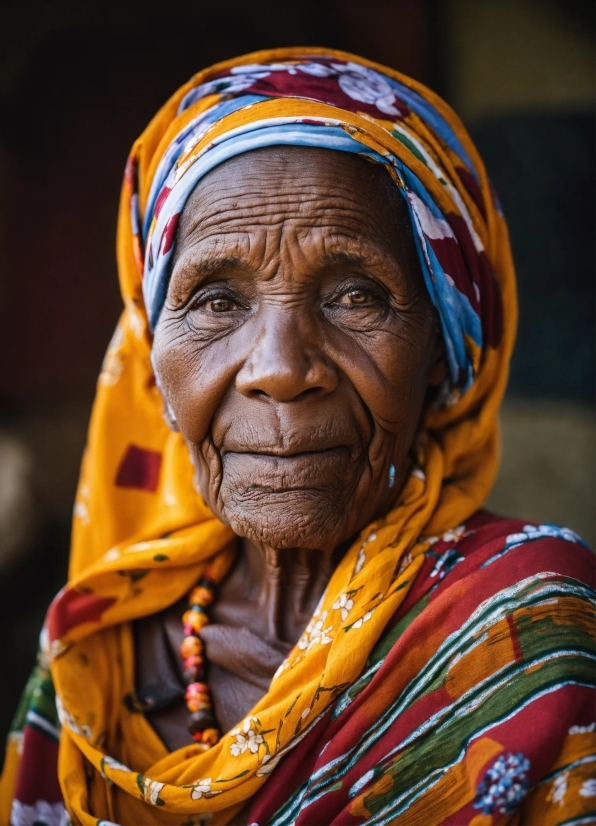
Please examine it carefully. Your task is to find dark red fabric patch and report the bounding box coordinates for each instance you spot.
[14,725,62,805]
[115,444,162,492]
[48,589,117,642]
[210,59,410,121]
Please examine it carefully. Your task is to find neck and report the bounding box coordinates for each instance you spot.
[236,538,337,643]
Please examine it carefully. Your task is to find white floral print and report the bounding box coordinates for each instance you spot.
[332,593,354,622]
[330,62,401,116]
[297,610,333,651]
[100,755,130,779]
[569,722,596,734]
[73,482,90,525]
[191,778,221,800]
[351,610,373,629]
[272,658,290,680]
[10,800,67,826]
[230,716,264,757]
[424,524,465,546]
[505,523,585,551]
[579,779,596,797]
[548,772,568,805]
[353,532,377,576]
[354,547,366,575]
[56,696,91,741]
[142,777,165,805]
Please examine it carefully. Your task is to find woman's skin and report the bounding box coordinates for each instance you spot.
[141,146,446,747]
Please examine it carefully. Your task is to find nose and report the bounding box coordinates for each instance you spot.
[235,310,338,402]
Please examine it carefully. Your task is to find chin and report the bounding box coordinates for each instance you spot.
[220,488,350,552]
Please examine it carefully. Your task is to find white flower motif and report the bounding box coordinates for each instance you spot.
[127,303,144,339]
[351,610,373,629]
[330,62,400,116]
[230,717,264,757]
[272,659,290,680]
[301,707,311,720]
[297,62,336,78]
[191,778,221,800]
[354,547,366,575]
[441,525,465,543]
[56,697,91,740]
[142,777,165,805]
[100,756,130,779]
[73,501,89,523]
[579,779,596,797]
[73,482,90,524]
[332,593,354,622]
[549,772,568,805]
[505,523,585,552]
[396,551,413,576]
[569,722,596,734]
[189,62,304,102]
[164,484,177,507]
[10,800,67,826]
[297,611,333,650]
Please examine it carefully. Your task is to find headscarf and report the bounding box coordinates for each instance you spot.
[2,48,517,824]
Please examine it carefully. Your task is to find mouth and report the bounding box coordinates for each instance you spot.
[230,446,342,459]
[221,446,353,491]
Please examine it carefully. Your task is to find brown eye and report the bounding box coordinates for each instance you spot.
[337,289,372,306]
[209,298,234,312]
[347,290,369,305]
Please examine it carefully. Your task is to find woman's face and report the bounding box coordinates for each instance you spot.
[153,147,445,553]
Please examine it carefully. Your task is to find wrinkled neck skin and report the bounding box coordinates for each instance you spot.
[214,534,352,645]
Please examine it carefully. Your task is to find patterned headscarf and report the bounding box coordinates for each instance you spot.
[137,55,503,395]
[2,49,517,824]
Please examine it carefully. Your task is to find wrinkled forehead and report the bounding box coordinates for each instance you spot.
[172,145,413,256]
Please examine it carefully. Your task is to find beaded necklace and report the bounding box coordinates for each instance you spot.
[180,566,220,749]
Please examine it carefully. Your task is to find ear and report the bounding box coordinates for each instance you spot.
[151,354,180,432]
[162,396,180,432]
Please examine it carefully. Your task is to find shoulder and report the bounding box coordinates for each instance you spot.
[403,510,594,613]
[387,510,595,688]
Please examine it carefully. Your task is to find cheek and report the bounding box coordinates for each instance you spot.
[152,319,236,442]
[333,324,436,435]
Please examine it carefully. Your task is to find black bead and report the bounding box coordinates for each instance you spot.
[188,709,216,736]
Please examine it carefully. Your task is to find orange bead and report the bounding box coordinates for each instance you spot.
[189,585,214,607]
[180,635,202,659]
[201,728,220,746]
[182,609,209,634]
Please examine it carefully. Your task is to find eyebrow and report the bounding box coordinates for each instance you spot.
[318,249,389,269]
[174,244,398,290]
[188,255,248,277]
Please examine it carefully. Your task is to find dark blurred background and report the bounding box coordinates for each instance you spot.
[0,0,594,754]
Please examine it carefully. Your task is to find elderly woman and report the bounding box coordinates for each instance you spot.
[1,48,594,826]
